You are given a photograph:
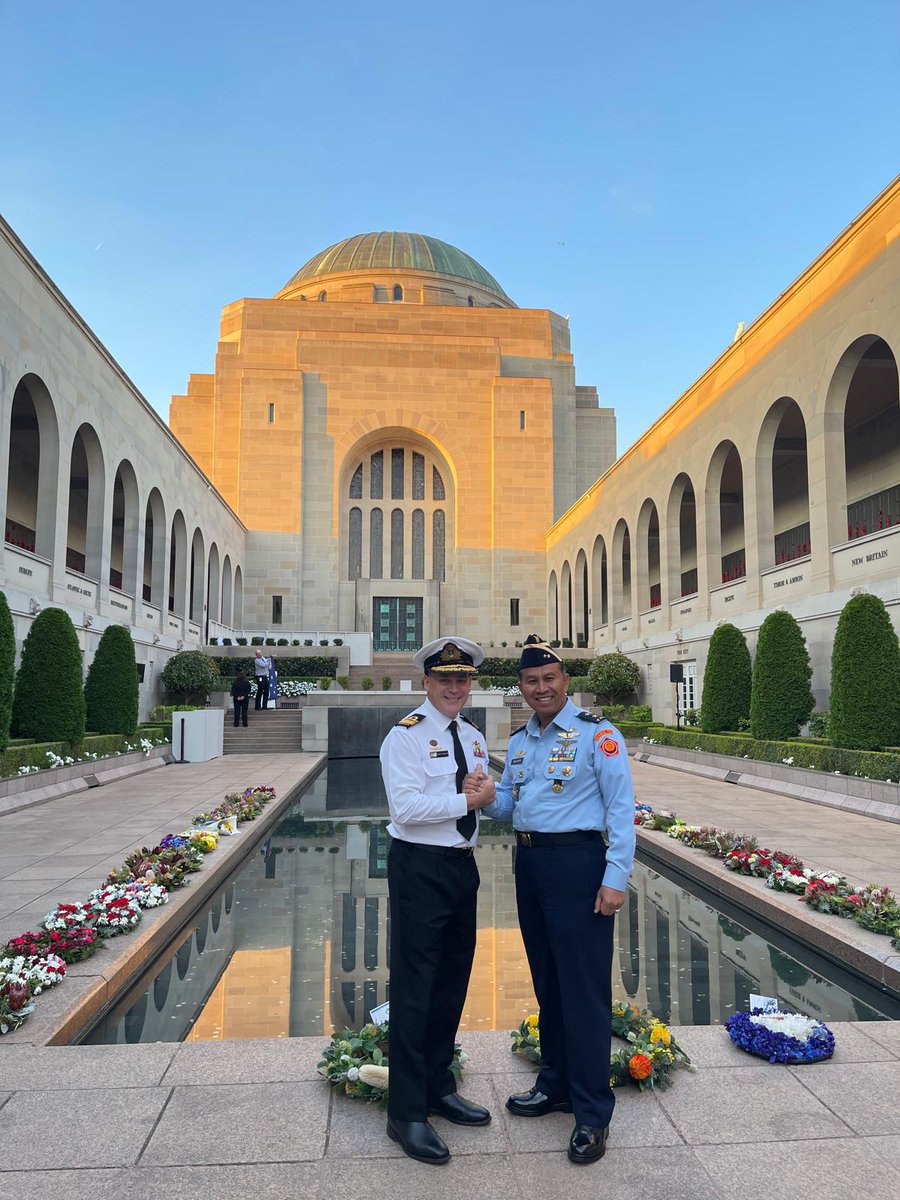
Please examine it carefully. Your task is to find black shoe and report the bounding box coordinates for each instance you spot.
[506,1086,572,1117]
[428,1093,491,1126]
[386,1118,450,1165]
[568,1124,608,1165]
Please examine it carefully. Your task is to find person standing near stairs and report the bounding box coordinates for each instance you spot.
[253,648,270,710]
[231,671,251,728]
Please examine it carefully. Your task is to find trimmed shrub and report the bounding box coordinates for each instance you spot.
[265,637,276,646]
[0,732,166,778]
[480,656,593,678]
[336,675,350,689]
[568,675,593,696]
[160,650,221,704]
[276,637,289,646]
[382,676,392,690]
[11,608,86,746]
[629,704,653,721]
[361,676,374,690]
[214,655,337,679]
[319,677,331,691]
[235,637,248,645]
[587,652,641,705]
[700,623,752,734]
[250,636,264,646]
[830,593,900,750]
[0,590,14,752]
[809,711,831,739]
[750,610,814,740]
[84,625,139,736]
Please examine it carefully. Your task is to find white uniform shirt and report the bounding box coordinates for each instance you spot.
[379,697,490,847]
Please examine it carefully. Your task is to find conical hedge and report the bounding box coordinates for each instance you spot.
[749,610,814,740]
[700,623,752,733]
[0,590,15,752]
[84,624,139,735]
[11,607,86,746]
[830,593,900,750]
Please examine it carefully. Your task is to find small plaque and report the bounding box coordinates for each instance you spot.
[369,1000,390,1025]
[749,993,778,1014]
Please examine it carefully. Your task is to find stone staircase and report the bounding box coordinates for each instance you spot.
[222,708,303,755]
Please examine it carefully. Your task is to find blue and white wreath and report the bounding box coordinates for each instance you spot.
[725,1010,835,1064]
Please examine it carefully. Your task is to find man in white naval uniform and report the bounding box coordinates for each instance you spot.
[379,636,496,1165]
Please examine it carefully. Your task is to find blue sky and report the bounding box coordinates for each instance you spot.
[4,1,899,454]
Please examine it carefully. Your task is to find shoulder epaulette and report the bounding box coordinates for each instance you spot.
[397,713,425,728]
[576,710,601,723]
[460,714,483,732]
[510,722,529,738]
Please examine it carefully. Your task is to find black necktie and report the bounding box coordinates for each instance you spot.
[449,719,476,841]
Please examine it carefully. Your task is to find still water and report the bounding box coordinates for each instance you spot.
[84,761,899,1044]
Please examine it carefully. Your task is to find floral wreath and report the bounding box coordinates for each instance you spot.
[725,1010,835,1064]
[511,1001,691,1092]
[319,1021,466,1105]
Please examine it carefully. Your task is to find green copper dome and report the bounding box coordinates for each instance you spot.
[283,232,509,299]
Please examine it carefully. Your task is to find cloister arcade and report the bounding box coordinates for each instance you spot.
[549,335,900,647]
[3,371,244,640]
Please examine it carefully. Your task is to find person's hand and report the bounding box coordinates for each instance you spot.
[463,765,495,810]
[594,885,626,916]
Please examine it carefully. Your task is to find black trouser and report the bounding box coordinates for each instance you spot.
[387,838,479,1121]
[515,836,616,1128]
[233,697,249,726]
[254,674,269,709]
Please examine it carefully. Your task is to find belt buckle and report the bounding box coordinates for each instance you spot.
[520,832,532,848]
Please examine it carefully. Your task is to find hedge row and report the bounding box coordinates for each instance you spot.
[640,726,900,783]
[214,656,337,679]
[480,656,593,678]
[0,733,161,778]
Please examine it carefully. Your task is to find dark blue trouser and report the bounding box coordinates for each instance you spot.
[387,839,479,1121]
[515,838,616,1128]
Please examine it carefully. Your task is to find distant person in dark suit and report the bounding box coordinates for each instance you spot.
[231,671,251,727]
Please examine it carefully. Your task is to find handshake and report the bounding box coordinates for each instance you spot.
[462,764,495,810]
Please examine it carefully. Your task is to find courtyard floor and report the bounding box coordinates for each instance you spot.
[0,754,898,1197]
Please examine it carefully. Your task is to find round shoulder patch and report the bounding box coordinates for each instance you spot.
[599,736,619,757]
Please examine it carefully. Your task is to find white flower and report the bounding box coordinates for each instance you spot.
[346,1067,360,1082]
[749,1012,820,1042]
[358,1064,389,1089]
[782,757,794,766]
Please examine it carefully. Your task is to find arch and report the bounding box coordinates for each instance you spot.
[392,284,403,302]
[142,488,166,606]
[221,553,233,625]
[66,423,106,581]
[611,519,631,622]
[548,570,559,642]
[666,473,697,599]
[755,398,810,569]
[467,295,475,307]
[318,290,327,302]
[109,459,139,595]
[189,527,205,624]
[636,498,661,611]
[590,534,608,628]
[835,337,900,540]
[233,564,244,626]
[168,509,188,616]
[4,374,60,561]
[560,560,573,644]
[207,542,221,624]
[704,441,745,584]
[574,549,589,647]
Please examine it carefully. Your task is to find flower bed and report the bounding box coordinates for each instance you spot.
[0,784,279,1035]
[1,733,170,779]
[511,1001,691,1092]
[634,803,900,950]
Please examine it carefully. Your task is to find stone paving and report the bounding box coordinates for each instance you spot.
[1,754,899,1196]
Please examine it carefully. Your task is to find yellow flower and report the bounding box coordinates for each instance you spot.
[526,1015,539,1031]
[650,1026,671,1046]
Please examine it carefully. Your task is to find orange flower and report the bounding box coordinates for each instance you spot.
[628,1053,653,1081]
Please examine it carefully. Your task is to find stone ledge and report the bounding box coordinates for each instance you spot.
[0,746,172,815]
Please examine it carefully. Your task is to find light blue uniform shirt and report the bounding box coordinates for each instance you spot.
[484,698,636,893]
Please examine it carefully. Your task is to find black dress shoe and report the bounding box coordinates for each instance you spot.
[386,1118,450,1165]
[568,1124,608,1165]
[506,1086,573,1117]
[428,1092,491,1126]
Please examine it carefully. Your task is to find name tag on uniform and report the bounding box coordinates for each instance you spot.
[510,755,524,765]
[429,749,450,758]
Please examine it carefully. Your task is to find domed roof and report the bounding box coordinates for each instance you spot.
[282,232,509,299]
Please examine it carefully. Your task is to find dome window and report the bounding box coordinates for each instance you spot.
[393,284,403,302]
[467,295,474,307]
[318,290,327,302]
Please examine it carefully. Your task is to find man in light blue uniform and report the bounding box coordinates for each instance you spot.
[483,635,635,1165]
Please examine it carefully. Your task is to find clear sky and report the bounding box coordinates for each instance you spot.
[4,1,899,455]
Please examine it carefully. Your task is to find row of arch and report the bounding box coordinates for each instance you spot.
[4,373,244,628]
[550,335,900,641]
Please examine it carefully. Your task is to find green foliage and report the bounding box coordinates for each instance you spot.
[11,608,86,746]
[213,655,337,678]
[0,731,159,778]
[160,651,221,704]
[148,704,205,722]
[750,610,814,740]
[644,725,900,782]
[683,708,700,726]
[587,652,641,704]
[700,623,751,734]
[480,655,593,678]
[336,675,350,689]
[381,676,392,690]
[250,636,264,646]
[0,590,14,753]
[601,704,627,722]
[84,625,139,735]
[809,711,831,739]
[567,675,593,696]
[265,637,276,646]
[235,637,248,645]
[629,704,653,721]
[319,677,332,690]
[276,637,289,646]
[830,593,900,750]
[361,676,374,690]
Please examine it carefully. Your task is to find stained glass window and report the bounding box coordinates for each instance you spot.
[370,451,383,499]
[369,509,383,579]
[413,452,425,500]
[348,508,362,580]
[391,509,404,578]
[392,448,404,499]
[433,510,445,582]
[412,509,425,578]
[349,464,363,498]
[433,466,445,501]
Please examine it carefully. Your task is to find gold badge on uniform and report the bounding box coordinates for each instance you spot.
[552,781,564,793]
